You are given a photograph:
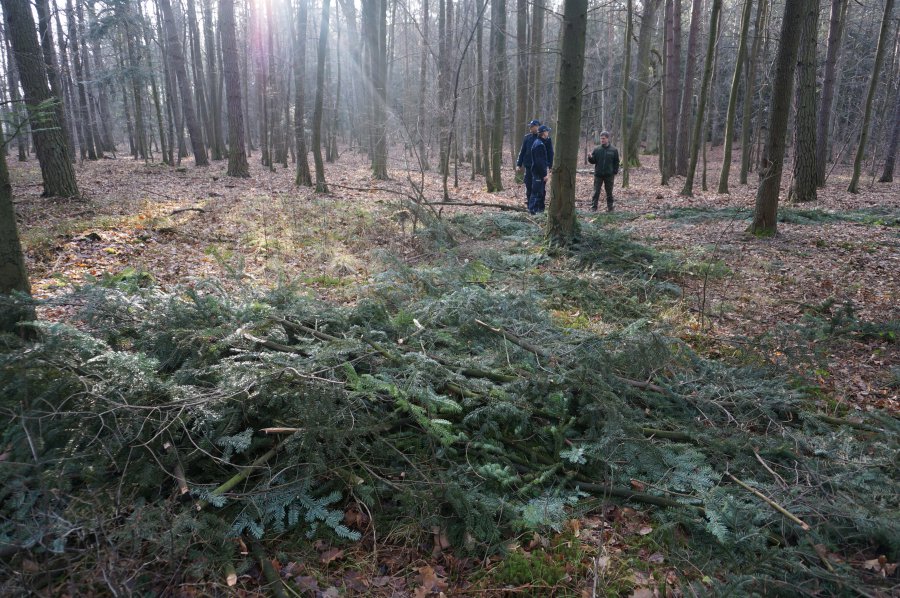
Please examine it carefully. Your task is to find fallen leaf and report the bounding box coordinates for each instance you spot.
[319,548,344,564]
[638,526,653,535]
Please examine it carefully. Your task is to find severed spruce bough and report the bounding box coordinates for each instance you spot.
[1,213,897,594]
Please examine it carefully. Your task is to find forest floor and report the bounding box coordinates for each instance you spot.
[8,148,900,596]
[13,148,898,415]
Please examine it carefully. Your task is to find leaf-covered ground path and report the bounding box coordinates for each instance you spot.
[8,151,899,595]
[13,150,897,416]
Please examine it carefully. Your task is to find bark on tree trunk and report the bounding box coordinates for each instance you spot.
[675,0,701,176]
[739,0,767,184]
[76,0,104,159]
[35,0,74,162]
[294,0,312,185]
[202,0,225,160]
[516,0,528,164]
[546,0,587,248]
[2,0,79,197]
[680,0,721,197]
[788,0,818,203]
[4,37,29,163]
[158,0,209,166]
[364,0,389,179]
[718,0,752,194]
[748,0,805,235]
[625,0,661,168]
[66,0,96,161]
[815,0,849,187]
[847,0,894,193]
[312,0,330,191]
[620,0,633,188]
[220,0,249,177]
[662,0,679,181]
[879,87,900,182]
[0,140,35,336]
[487,0,506,192]
[527,0,544,122]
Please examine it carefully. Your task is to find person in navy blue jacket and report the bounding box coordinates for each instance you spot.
[529,125,552,214]
[516,119,541,206]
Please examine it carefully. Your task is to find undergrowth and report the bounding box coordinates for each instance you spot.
[0,213,896,595]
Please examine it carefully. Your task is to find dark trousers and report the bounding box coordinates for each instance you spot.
[529,177,546,214]
[523,168,533,204]
[591,175,615,210]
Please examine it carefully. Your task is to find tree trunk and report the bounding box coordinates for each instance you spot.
[437,0,450,177]
[625,0,662,168]
[486,0,506,192]
[65,0,96,160]
[1,0,79,197]
[546,0,587,248]
[527,0,544,121]
[516,0,528,153]
[620,0,633,188]
[847,0,894,194]
[312,0,330,192]
[219,0,249,177]
[76,0,104,159]
[186,0,210,158]
[879,87,900,182]
[294,0,312,185]
[85,2,115,153]
[3,37,29,163]
[748,0,805,235]
[815,0,849,187]
[717,0,752,194]
[788,0,818,203]
[661,0,679,181]
[680,0,721,197]
[202,0,225,161]
[364,0,389,179]
[157,0,209,166]
[0,139,35,336]
[675,0,701,176]
[35,0,74,162]
[125,3,149,160]
[739,0,767,184]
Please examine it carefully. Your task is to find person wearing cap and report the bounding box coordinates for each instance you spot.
[516,119,541,206]
[587,131,620,211]
[529,125,552,214]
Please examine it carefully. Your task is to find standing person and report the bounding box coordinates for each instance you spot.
[529,125,552,214]
[516,119,541,206]
[588,131,620,211]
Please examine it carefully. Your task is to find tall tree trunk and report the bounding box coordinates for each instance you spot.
[437,0,450,176]
[516,0,528,155]
[815,0,849,187]
[294,0,312,185]
[1,0,79,197]
[620,0,633,188]
[4,37,28,162]
[416,0,430,171]
[186,0,210,155]
[788,0,818,202]
[847,0,894,193]
[0,138,35,336]
[202,0,225,160]
[85,2,115,153]
[220,0,249,177]
[158,0,209,166]
[717,0,752,194]
[680,0,720,196]
[546,0,587,247]
[625,0,662,168]
[35,0,74,162]
[66,0,96,160]
[477,11,488,176]
[661,0,679,181]
[125,3,149,160]
[739,0,767,184]
[486,0,506,192]
[879,87,900,182]
[76,0,104,159]
[364,0,389,179]
[527,0,544,120]
[675,0,701,176]
[312,0,330,191]
[748,0,805,235]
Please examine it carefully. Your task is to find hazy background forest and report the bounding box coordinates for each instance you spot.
[1,0,898,596]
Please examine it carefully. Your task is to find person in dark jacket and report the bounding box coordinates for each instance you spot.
[529,126,552,214]
[516,119,541,206]
[587,131,620,211]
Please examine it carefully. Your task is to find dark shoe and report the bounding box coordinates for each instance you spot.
[607,203,614,212]
[590,205,598,212]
